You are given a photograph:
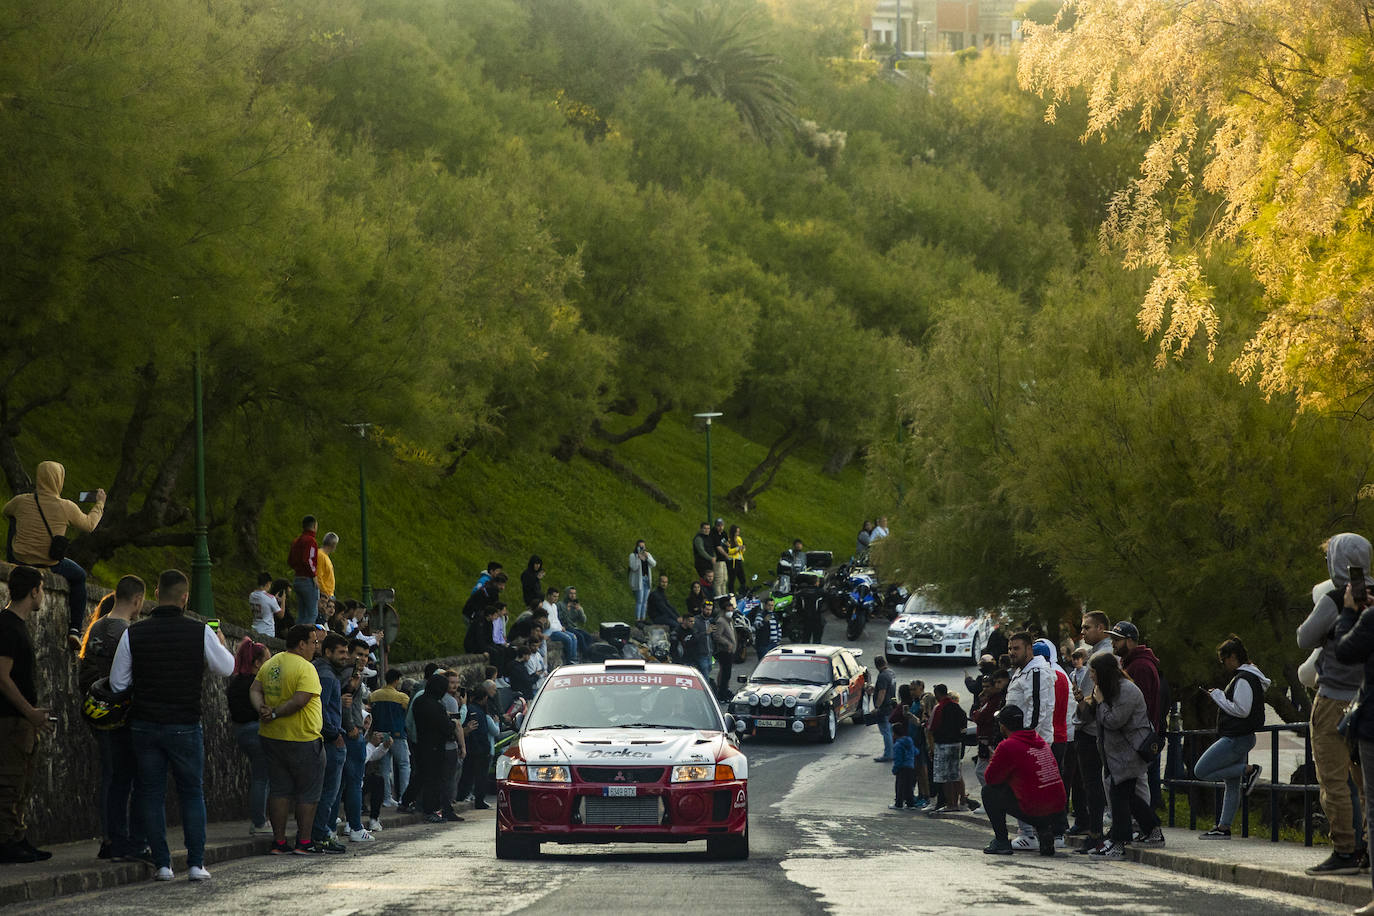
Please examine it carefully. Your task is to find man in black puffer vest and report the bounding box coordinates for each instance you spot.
[110,569,234,882]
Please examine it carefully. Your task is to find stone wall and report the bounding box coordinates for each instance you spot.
[0,563,484,845]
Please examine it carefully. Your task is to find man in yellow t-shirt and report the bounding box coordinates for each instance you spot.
[317,532,339,601]
[250,625,325,854]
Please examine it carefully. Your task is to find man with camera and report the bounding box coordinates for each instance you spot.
[1300,533,1374,875]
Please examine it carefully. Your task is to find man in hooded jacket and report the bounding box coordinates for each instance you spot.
[1005,632,1055,746]
[1111,621,1166,811]
[1298,532,1373,874]
[981,704,1065,857]
[3,460,105,649]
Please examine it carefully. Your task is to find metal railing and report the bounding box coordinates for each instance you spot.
[1163,722,1318,845]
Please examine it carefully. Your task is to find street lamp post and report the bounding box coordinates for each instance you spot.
[346,423,373,609]
[189,346,214,618]
[693,411,724,521]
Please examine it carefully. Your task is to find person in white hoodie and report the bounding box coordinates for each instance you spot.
[1005,632,1056,746]
[1193,635,1269,839]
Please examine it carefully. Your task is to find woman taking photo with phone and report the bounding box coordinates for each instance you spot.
[1193,635,1268,839]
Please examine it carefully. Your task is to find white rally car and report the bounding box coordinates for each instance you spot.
[495,658,749,860]
[885,590,994,663]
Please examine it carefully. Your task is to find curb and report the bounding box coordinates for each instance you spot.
[1128,846,1370,909]
[0,811,430,907]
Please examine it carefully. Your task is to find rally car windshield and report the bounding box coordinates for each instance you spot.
[749,657,832,685]
[525,672,722,732]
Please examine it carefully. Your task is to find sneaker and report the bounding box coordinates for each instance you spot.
[188,866,211,882]
[963,799,980,813]
[1010,835,1037,852]
[382,797,400,808]
[397,802,417,814]
[424,813,445,824]
[873,756,893,763]
[1242,764,1262,796]
[441,810,465,822]
[0,842,38,864]
[1199,826,1231,840]
[367,818,383,831]
[269,840,293,855]
[888,803,905,810]
[317,837,347,854]
[983,837,1014,855]
[154,867,174,881]
[293,839,322,855]
[1306,850,1361,875]
[1054,835,1067,849]
[472,800,491,811]
[1088,839,1125,859]
[1073,836,1104,855]
[18,839,52,862]
[67,629,82,653]
[927,805,969,818]
[1135,826,1165,847]
[1066,823,1090,837]
[348,828,375,842]
[910,798,930,809]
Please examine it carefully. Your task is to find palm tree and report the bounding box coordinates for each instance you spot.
[650,4,798,144]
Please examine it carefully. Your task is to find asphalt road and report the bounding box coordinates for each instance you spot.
[11,616,1345,915]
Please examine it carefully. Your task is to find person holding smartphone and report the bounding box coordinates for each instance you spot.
[1298,533,1374,874]
[627,540,657,622]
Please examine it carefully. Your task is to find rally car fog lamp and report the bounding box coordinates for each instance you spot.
[771,694,785,708]
[525,765,571,783]
[758,694,772,707]
[795,704,814,717]
[747,694,759,706]
[783,696,797,709]
[790,720,805,734]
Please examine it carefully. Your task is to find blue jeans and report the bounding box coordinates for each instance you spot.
[95,726,142,854]
[52,558,87,633]
[132,721,206,869]
[234,721,269,829]
[548,630,578,664]
[341,735,367,831]
[293,576,320,627]
[634,578,650,621]
[695,655,712,677]
[1194,732,1256,829]
[876,714,894,759]
[381,737,410,803]
[571,628,594,654]
[312,740,346,840]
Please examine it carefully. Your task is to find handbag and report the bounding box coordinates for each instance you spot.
[1135,727,1161,761]
[32,493,68,562]
[1338,696,1363,754]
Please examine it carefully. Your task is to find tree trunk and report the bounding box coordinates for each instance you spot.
[592,397,670,445]
[575,445,680,510]
[823,444,855,475]
[232,489,268,571]
[725,425,802,511]
[0,355,68,494]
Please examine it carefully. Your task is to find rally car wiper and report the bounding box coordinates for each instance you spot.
[528,724,580,730]
[618,722,693,729]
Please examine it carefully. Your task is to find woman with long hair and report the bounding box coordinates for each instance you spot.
[227,637,272,834]
[1083,650,1161,858]
[725,525,746,595]
[685,580,706,616]
[1194,635,1268,839]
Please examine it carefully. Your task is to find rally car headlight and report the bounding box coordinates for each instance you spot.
[771,694,785,708]
[795,704,814,716]
[784,696,797,709]
[758,693,771,707]
[747,694,759,706]
[672,764,735,782]
[521,765,570,783]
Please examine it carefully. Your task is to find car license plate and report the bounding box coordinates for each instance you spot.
[915,639,933,647]
[603,785,638,797]
[755,718,785,728]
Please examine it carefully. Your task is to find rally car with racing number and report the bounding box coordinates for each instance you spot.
[495,658,749,860]
[728,644,868,743]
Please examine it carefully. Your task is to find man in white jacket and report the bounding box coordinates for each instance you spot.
[1006,632,1056,747]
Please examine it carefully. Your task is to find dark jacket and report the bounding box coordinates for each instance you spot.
[520,556,543,609]
[126,607,207,725]
[462,581,501,621]
[413,688,451,752]
[647,588,679,629]
[315,658,343,741]
[1121,645,1163,731]
[508,661,536,701]
[692,532,713,575]
[465,615,495,656]
[1336,604,1374,739]
[930,696,968,744]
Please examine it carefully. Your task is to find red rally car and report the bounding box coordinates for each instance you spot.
[495,658,749,860]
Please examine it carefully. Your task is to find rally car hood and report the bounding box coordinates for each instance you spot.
[735,682,830,703]
[516,729,736,769]
[891,611,975,631]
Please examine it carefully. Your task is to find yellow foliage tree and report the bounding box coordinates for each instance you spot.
[1018,0,1374,409]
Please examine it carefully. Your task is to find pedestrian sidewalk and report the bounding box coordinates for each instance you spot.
[0,810,427,907]
[1130,828,1370,909]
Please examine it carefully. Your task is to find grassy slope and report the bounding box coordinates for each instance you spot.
[71,413,863,659]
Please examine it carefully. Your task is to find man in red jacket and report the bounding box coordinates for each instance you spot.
[982,704,1066,857]
[1111,621,1164,808]
[288,516,320,627]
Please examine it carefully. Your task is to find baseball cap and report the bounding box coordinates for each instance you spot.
[1109,621,1140,641]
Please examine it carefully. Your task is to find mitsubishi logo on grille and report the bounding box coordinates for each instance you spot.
[614,771,628,782]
